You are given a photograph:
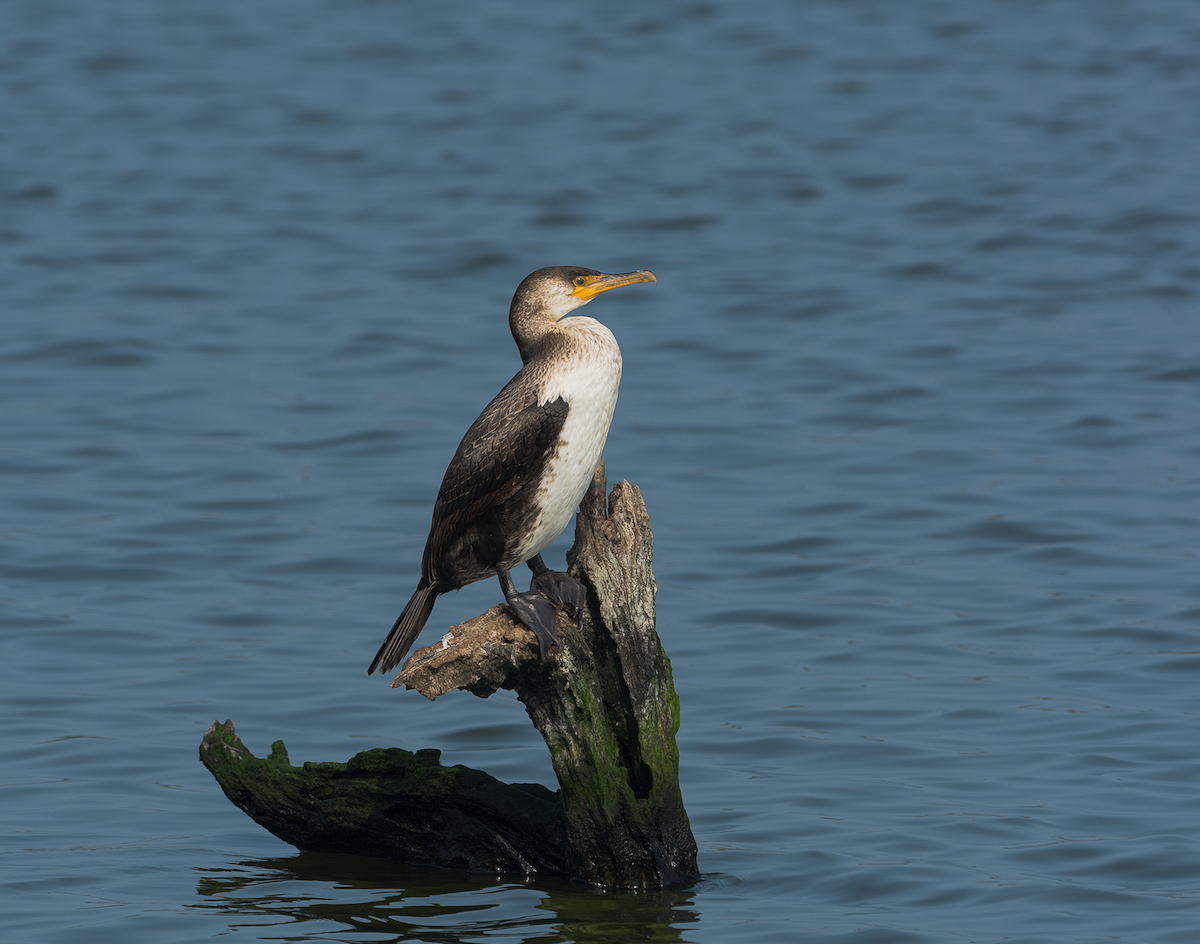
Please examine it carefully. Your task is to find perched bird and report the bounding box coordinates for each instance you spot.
[368,265,656,675]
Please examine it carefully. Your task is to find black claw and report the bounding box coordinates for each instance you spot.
[530,570,587,616]
[499,563,585,658]
[504,591,560,658]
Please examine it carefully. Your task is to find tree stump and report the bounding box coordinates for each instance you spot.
[201,462,698,888]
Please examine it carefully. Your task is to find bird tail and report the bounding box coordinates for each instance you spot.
[368,581,438,675]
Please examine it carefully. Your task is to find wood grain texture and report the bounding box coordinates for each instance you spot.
[202,462,698,888]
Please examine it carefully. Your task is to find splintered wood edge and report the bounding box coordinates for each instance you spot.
[390,460,643,702]
[392,604,541,698]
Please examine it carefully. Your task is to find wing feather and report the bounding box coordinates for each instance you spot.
[421,375,568,582]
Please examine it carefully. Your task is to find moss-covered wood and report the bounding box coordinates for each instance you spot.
[201,462,698,888]
[200,721,573,875]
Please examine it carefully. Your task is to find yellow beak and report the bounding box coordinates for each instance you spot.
[569,269,657,301]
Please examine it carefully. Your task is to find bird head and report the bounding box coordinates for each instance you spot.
[511,266,657,322]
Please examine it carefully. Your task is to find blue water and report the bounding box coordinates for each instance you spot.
[3,1,1199,941]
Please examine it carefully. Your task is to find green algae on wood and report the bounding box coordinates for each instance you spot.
[201,462,698,888]
[396,462,697,888]
[200,719,573,875]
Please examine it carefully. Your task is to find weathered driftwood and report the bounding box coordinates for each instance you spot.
[201,462,698,888]
[200,721,572,875]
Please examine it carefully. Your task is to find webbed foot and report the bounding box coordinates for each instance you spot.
[497,559,587,657]
[503,590,560,658]
[529,570,587,617]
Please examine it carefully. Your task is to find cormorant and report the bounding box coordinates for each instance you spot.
[368,265,656,675]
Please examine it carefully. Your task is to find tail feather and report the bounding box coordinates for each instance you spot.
[368,582,438,675]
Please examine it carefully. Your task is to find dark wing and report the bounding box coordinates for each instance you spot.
[421,374,568,582]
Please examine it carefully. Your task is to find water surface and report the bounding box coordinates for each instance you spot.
[2,1,1199,942]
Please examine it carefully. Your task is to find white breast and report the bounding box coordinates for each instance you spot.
[516,317,622,562]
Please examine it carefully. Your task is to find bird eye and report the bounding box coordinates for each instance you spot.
[574,276,587,286]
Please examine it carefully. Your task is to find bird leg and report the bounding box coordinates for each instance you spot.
[526,554,587,617]
[498,568,560,658]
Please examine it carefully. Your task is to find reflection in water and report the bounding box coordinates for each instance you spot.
[194,853,699,943]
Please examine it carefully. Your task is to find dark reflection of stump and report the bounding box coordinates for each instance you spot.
[195,852,698,942]
[201,462,698,889]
